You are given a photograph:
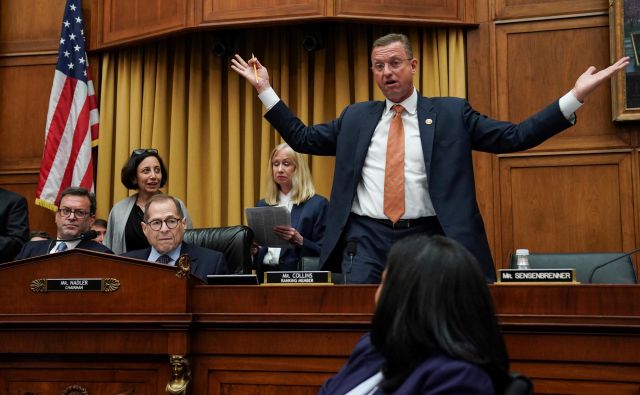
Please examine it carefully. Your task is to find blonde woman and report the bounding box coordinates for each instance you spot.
[255,143,327,273]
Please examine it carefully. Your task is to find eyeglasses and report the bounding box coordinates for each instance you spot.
[146,217,182,231]
[58,207,91,219]
[131,148,158,157]
[371,58,412,73]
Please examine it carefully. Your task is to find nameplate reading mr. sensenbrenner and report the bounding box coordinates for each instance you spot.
[30,278,121,293]
[264,271,332,285]
[497,269,576,284]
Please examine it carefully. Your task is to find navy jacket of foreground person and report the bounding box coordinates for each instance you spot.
[123,242,226,282]
[319,333,494,395]
[319,235,512,394]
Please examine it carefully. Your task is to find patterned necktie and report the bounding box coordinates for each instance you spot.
[156,254,172,264]
[383,104,405,223]
[55,242,68,252]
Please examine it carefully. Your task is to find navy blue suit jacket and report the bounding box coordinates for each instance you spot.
[15,239,113,260]
[122,242,226,282]
[0,189,29,263]
[319,333,494,394]
[265,94,573,280]
[255,194,327,271]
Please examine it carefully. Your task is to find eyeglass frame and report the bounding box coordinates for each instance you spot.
[371,58,413,73]
[145,217,183,231]
[131,148,158,157]
[57,207,92,219]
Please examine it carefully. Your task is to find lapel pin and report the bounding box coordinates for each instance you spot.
[425,118,433,125]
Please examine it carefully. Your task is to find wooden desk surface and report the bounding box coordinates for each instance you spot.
[1,251,639,394]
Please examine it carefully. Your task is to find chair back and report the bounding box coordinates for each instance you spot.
[183,226,254,274]
[503,372,533,395]
[509,252,637,284]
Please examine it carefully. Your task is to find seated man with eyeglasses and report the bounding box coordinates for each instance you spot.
[15,187,113,259]
[122,194,226,281]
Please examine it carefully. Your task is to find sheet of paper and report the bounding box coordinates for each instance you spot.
[246,206,291,248]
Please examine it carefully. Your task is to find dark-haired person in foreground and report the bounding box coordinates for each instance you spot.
[319,235,511,394]
[15,187,113,259]
[231,33,629,284]
[123,194,226,282]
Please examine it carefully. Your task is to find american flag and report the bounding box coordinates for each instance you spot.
[36,0,99,211]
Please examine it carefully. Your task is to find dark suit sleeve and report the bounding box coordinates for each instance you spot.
[415,359,494,394]
[265,101,343,156]
[463,98,572,153]
[0,195,29,263]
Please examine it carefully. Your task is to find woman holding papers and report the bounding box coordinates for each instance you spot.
[104,149,193,254]
[254,143,327,273]
[320,235,512,394]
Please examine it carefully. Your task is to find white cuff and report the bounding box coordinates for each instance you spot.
[559,91,582,124]
[258,87,280,112]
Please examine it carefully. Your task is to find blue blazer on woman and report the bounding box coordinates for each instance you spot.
[255,194,327,271]
[319,333,494,394]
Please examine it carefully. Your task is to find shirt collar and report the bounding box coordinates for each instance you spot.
[385,87,417,116]
[148,244,182,264]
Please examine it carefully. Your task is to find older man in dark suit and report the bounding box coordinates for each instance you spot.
[123,194,226,282]
[15,187,112,259]
[231,33,629,283]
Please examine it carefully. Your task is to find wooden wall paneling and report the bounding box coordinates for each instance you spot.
[0,55,56,172]
[467,0,500,266]
[197,0,325,25]
[334,0,474,24]
[99,0,191,47]
[494,16,630,152]
[497,151,635,268]
[510,361,640,394]
[0,0,66,55]
[635,149,640,272]
[193,356,345,394]
[0,362,165,394]
[494,0,607,21]
[0,54,59,238]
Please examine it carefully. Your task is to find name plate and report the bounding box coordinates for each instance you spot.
[498,269,577,284]
[264,271,332,285]
[30,278,121,293]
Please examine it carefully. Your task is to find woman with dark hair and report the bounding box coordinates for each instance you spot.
[320,235,511,394]
[104,149,192,254]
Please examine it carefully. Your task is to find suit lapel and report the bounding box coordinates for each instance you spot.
[354,102,385,176]
[417,96,436,178]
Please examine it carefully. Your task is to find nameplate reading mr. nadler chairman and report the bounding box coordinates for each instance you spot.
[264,271,331,285]
[30,278,121,293]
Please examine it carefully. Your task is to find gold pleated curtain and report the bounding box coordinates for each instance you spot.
[96,24,466,228]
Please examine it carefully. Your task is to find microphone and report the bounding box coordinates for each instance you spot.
[345,239,357,284]
[587,246,640,283]
[55,230,99,242]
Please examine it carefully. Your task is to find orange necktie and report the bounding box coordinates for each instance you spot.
[383,104,405,223]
